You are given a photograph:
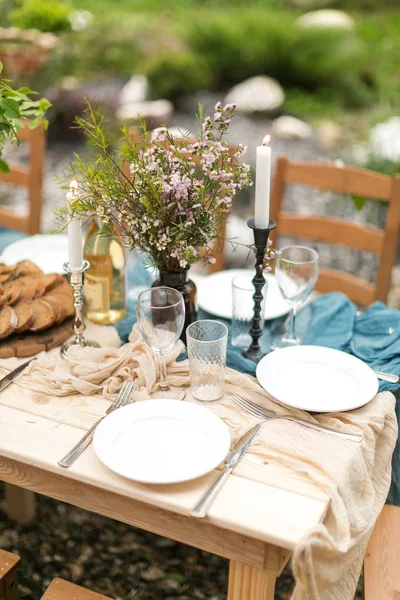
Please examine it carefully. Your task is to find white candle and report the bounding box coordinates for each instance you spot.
[67,180,83,271]
[254,134,271,228]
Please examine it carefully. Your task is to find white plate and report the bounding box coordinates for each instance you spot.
[93,400,231,484]
[256,345,379,413]
[197,269,290,321]
[1,234,69,274]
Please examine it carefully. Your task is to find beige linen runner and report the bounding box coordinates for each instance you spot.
[3,324,397,600]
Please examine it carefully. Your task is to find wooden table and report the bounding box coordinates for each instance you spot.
[0,381,329,600]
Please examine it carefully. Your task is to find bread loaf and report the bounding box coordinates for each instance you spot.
[14,302,35,334]
[0,306,18,339]
[29,299,56,331]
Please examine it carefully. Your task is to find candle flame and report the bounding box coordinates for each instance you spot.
[70,180,78,193]
[262,134,271,146]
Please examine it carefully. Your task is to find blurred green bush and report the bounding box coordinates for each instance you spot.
[11,0,71,32]
[169,11,372,106]
[146,52,212,101]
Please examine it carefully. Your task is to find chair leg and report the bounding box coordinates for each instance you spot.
[0,550,20,600]
[228,560,276,600]
[4,484,36,524]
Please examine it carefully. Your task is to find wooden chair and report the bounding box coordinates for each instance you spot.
[0,549,20,600]
[41,578,112,600]
[124,129,237,274]
[0,122,46,251]
[364,505,400,600]
[271,156,400,305]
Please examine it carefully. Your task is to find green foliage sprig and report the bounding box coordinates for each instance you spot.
[57,101,252,271]
[0,61,51,172]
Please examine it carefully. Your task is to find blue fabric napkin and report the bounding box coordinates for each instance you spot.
[116,260,400,504]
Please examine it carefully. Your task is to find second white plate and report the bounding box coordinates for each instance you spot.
[1,234,69,274]
[197,269,290,321]
[256,345,379,413]
[93,399,231,484]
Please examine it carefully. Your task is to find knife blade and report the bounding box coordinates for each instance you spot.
[190,423,262,519]
[0,358,36,394]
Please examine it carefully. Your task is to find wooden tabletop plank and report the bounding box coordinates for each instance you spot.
[0,383,328,503]
[0,403,328,551]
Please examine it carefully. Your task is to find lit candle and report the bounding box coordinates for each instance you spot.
[67,180,83,271]
[254,134,271,229]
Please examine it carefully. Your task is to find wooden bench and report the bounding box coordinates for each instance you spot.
[0,549,20,600]
[364,505,400,600]
[41,579,112,600]
[0,549,112,600]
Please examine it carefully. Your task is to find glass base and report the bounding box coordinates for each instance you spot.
[152,387,186,401]
[270,334,301,351]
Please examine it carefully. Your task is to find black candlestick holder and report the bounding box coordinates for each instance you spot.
[242,218,276,363]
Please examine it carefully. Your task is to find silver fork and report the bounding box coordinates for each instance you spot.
[59,380,136,468]
[231,393,363,443]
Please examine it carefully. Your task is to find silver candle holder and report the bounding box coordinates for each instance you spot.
[60,260,100,358]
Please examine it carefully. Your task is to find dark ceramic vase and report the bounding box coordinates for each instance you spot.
[152,269,197,343]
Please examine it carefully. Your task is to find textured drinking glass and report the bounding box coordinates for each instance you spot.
[274,245,319,347]
[187,320,228,403]
[137,286,186,400]
[232,275,266,349]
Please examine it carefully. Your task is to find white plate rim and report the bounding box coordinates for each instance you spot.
[1,234,69,274]
[256,345,379,413]
[197,268,290,321]
[93,399,231,484]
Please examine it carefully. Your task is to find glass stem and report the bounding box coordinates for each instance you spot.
[158,353,170,392]
[287,307,296,340]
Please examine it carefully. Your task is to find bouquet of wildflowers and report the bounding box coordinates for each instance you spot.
[58,102,252,272]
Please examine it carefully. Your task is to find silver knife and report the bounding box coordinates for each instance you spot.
[0,358,36,394]
[190,423,262,519]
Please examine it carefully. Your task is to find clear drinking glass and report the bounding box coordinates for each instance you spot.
[232,275,266,348]
[274,245,319,347]
[187,320,228,403]
[136,286,186,400]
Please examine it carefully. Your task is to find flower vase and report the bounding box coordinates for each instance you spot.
[152,269,197,343]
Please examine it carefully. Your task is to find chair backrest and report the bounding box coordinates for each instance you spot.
[0,121,46,235]
[124,129,237,274]
[270,156,400,305]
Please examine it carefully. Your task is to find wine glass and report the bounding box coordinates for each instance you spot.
[137,286,186,400]
[274,246,319,347]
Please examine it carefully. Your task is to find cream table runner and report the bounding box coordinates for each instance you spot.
[0,323,397,600]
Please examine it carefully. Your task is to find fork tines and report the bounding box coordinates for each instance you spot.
[231,393,265,419]
[113,380,136,410]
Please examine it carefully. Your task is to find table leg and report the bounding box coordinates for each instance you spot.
[4,484,36,524]
[228,560,276,600]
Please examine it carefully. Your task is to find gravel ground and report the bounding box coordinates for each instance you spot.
[0,482,364,599]
[0,482,299,600]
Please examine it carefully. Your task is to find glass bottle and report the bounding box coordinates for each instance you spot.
[84,218,127,324]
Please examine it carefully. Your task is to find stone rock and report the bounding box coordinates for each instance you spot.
[141,566,164,582]
[225,76,285,115]
[116,99,174,128]
[316,120,343,149]
[369,117,400,163]
[271,115,313,141]
[297,10,355,30]
[69,10,93,32]
[118,74,149,106]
